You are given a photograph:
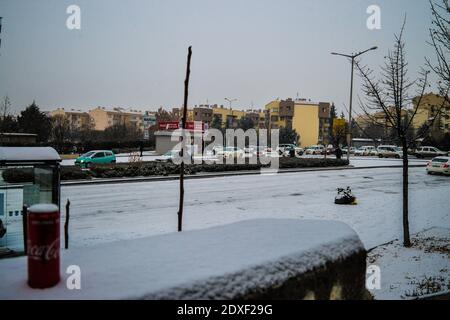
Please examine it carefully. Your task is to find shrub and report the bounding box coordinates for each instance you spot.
[61,166,93,180]
[2,168,34,183]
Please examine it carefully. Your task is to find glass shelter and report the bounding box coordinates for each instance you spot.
[0,147,61,256]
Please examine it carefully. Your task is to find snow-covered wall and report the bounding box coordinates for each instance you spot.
[0,219,367,300]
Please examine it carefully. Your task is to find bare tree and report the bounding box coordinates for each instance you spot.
[354,20,444,247]
[0,95,13,133]
[51,114,71,152]
[427,0,450,93]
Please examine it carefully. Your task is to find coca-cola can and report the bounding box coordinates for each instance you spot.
[27,203,60,289]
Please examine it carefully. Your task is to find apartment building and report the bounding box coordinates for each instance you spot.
[245,110,266,129]
[193,106,213,125]
[49,108,91,130]
[411,93,450,133]
[318,102,332,144]
[89,107,144,131]
[292,101,320,148]
[264,98,323,147]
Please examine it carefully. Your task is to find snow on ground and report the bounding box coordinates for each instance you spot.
[368,227,450,300]
[59,166,449,250]
[0,219,364,299]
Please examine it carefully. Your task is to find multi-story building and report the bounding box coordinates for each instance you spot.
[265,98,322,147]
[411,93,450,133]
[245,110,266,129]
[210,105,246,128]
[264,100,282,129]
[49,108,91,131]
[193,106,213,125]
[292,100,320,148]
[318,102,331,144]
[89,107,144,131]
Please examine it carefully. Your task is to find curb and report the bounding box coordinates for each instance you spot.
[61,164,426,187]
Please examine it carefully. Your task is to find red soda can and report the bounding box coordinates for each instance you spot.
[27,204,60,289]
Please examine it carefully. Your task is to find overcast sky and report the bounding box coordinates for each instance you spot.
[0,0,440,114]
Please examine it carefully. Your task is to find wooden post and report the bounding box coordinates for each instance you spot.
[178,46,192,232]
[22,205,28,253]
[64,199,70,249]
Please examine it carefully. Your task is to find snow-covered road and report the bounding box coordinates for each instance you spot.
[61,152,429,168]
[61,167,450,250]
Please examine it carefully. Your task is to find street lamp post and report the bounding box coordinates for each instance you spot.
[331,46,378,161]
[225,97,237,128]
[0,17,3,52]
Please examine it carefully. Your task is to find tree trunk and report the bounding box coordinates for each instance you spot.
[177,46,192,232]
[402,138,411,247]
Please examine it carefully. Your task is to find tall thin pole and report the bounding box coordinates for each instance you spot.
[178,46,192,232]
[0,17,3,52]
[330,46,377,161]
[225,98,237,128]
[347,58,355,162]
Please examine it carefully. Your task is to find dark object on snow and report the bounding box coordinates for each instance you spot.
[289,148,296,158]
[22,205,28,252]
[335,147,343,160]
[335,187,356,205]
[0,218,6,238]
[139,141,144,157]
[64,199,70,250]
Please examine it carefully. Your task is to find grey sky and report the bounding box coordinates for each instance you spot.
[0,0,439,114]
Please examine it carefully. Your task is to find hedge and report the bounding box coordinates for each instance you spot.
[1,158,349,183]
[62,158,349,180]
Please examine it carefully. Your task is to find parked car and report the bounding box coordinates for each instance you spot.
[75,150,116,168]
[377,145,403,158]
[252,146,269,157]
[326,145,335,154]
[354,147,365,156]
[368,148,379,156]
[414,146,447,158]
[361,146,377,156]
[426,156,450,175]
[244,146,256,154]
[216,147,245,159]
[342,147,356,154]
[277,144,304,156]
[305,145,324,155]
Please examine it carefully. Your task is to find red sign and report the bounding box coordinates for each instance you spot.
[185,121,204,131]
[159,121,205,132]
[158,121,180,130]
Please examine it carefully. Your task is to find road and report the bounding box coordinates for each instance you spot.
[61,152,429,168]
[60,166,450,250]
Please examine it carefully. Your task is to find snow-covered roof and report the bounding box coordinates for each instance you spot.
[0,219,363,299]
[0,147,61,163]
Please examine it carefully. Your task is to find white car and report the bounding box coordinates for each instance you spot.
[354,147,365,156]
[216,147,245,159]
[305,145,324,155]
[342,147,356,154]
[361,146,377,156]
[377,145,403,159]
[426,157,450,175]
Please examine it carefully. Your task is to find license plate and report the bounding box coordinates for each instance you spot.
[432,164,441,167]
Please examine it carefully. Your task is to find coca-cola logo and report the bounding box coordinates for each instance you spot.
[27,238,60,261]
